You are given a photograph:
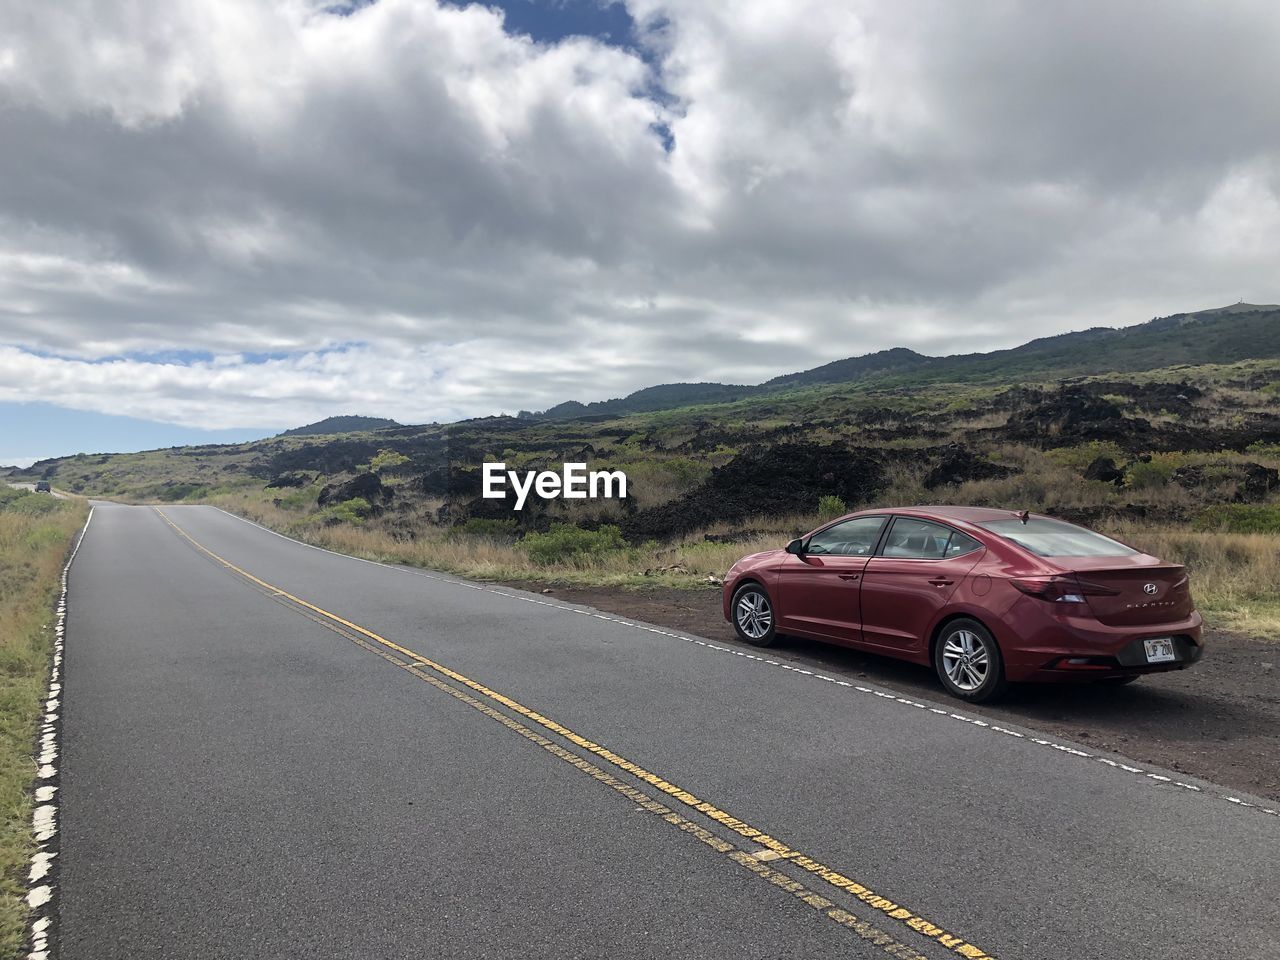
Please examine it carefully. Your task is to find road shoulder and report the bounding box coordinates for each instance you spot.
[497,580,1280,805]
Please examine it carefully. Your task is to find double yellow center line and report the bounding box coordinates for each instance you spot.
[155,507,997,960]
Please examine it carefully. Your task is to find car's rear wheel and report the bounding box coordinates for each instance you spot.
[731,582,777,647]
[934,618,1007,702]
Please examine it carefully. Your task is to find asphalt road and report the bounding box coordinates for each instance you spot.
[57,503,1280,959]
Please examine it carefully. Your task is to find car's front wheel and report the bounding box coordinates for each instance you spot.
[934,618,1007,702]
[731,582,777,647]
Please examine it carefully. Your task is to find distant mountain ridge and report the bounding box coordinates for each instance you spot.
[279,415,401,437]
[15,303,1280,481]
[764,346,929,389]
[522,304,1280,421]
[272,304,1279,434]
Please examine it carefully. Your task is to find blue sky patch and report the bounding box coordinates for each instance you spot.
[447,0,639,50]
[0,402,279,468]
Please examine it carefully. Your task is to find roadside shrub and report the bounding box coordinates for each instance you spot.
[1125,456,1178,490]
[275,485,322,511]
[1045,440,1126,472]
[658,457,711,485]
[817,495,846,519]
[158,483,204,501]
[521,523,626,565]
[314,497,372,525]
[342,497,373,518]
[1246,441,1280,459]
[1194,504,1280,534]
[369,449,410,473]
[0,489,59,517]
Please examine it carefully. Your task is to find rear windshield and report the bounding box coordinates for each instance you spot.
[978,518,1138,557]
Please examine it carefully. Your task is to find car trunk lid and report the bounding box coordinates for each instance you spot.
[1067,559,1194,626]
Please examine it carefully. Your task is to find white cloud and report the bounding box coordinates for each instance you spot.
[1,0,1279,432]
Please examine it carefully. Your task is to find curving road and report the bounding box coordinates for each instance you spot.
[56,503,1279,959]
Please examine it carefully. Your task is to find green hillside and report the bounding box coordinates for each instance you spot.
[529,306,1280,421]
[279,415,402,437]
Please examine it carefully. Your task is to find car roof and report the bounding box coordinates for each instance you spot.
[850,505,1032,523]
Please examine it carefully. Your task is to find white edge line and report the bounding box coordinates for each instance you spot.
[25,505,92,960]
[201,504,1280,822]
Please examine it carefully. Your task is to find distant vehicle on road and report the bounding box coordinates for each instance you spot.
[34,480,51,493]
[723,506,1203,702]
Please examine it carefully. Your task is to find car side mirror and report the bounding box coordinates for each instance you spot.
[785,538,805,555]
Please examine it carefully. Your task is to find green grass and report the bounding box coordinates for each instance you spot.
[521,523,626,566]
[1194,503,1280,534]
[0,490,88,959]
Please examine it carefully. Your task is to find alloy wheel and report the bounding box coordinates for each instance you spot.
[735,591,773,641]
[941,629,990,692]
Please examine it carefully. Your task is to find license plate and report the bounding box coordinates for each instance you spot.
[1143,638,1176,663]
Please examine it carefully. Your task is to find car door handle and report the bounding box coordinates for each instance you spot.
[838,574,860,581]
[928,578,954,587]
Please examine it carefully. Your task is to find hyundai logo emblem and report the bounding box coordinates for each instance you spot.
[1143,583,1159,595]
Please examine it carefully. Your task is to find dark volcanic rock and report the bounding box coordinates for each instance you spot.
[1085,380,1203,415]
[317,472,392,509]
[254,439,383,477]
[622,443,884,541]
[418,464,485,499]
[1237,463,1280,502]
[265,472,312,489]
[923,445,1016,489]
[1003,388,1152,449]
[1083,456,1126,485]
[1171,461,1279,502]
[1171,464,1213,489]
[991,386,1047,410]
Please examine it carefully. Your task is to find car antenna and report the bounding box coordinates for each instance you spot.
[1017,510,1030,524]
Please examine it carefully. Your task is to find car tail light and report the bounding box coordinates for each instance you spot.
[1010,575,1120,604]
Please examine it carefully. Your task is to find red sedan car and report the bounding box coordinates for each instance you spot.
[722,506,1203,701]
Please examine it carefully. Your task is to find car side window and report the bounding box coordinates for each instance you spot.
[880,518,961,560]
[944,531,982,557]
[805,516,885,557]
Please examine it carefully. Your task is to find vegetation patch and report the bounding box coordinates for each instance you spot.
[521,523,626,566]
[1194,504,1280,535]
[0,489,88,957]
[368,449,411,473]
[817,495,846,520]
[313,497,373,525]
[1125,455,1180,490]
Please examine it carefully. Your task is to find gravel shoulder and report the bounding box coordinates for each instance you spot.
[501,581,1280,803]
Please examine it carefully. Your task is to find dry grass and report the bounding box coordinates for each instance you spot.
[0,494,89,958]
[211,475,1280,635]
[1110,525,1280,635]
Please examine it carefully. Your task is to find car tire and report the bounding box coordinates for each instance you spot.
[731,582,777,647]
[934,618,1007,703]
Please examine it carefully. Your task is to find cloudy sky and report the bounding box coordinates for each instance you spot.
[2,0,1279,464]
